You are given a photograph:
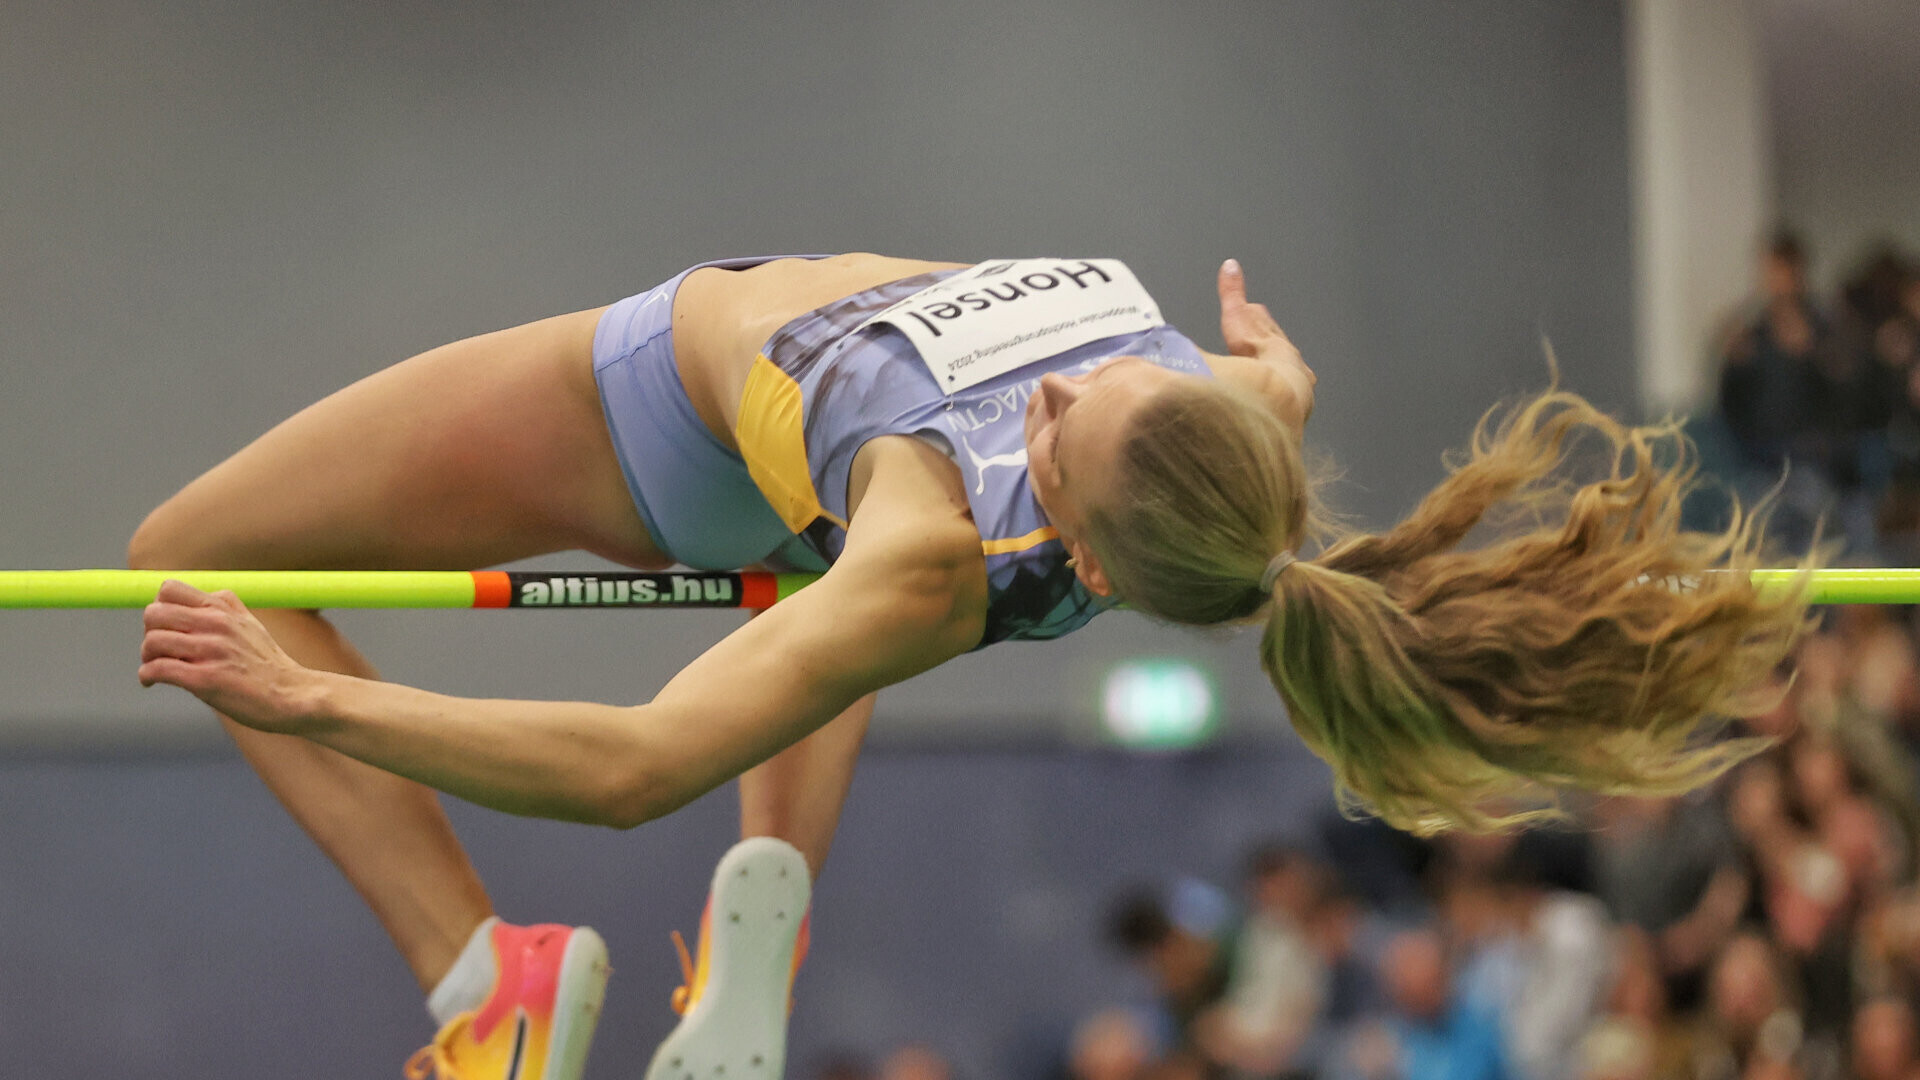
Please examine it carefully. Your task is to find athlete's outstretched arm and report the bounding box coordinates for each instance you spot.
[137,476,987,827]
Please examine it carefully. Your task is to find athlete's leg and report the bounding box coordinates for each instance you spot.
[127,306,664,990]
[223,610,488,990]
[641,695,871,1080]
[736,693,875,876]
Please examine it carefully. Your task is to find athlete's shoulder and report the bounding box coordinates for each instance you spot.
[839,435,987,630]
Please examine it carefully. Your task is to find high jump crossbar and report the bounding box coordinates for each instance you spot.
[0,568,1916,610]
[0,570,817,610]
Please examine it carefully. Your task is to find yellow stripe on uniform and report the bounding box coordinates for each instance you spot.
[735,355,846,533]
[981,526,1059,556]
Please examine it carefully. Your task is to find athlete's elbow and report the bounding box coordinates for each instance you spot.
[592,764,689,831]
[595,799,655,831]
[592,779,661,831]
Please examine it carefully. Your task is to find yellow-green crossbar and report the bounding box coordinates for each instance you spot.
[1745,568,1919,605]
[0,570,818,610]
[0,568,1910,610]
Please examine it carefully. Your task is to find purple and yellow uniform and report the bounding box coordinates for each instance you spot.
[593,258,1212,647]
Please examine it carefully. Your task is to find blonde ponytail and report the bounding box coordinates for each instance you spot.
[1087,380,1816,835]
[1264,391,1814,834]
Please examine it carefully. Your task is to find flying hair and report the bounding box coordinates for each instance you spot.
[1085,376,1818,834]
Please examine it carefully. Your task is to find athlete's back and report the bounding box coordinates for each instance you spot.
[671,254,966,446]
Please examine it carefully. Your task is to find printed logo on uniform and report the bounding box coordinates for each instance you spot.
[958,435,1029,495]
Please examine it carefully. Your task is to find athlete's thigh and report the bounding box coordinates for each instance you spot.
[131,307,667,572]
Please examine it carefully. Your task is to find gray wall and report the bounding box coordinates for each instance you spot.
[1762,0,1920,282]
[1,0,1636,746]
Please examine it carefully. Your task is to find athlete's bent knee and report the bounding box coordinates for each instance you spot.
[127,502,192,572]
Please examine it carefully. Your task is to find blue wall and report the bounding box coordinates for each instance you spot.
[0,745,1336,1078]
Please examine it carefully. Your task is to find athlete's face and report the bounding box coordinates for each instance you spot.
[1024,357,1182,593]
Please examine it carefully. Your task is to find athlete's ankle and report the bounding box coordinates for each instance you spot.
[425,915,502,1025]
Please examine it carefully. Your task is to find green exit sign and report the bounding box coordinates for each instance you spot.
[1100,659,1219,749]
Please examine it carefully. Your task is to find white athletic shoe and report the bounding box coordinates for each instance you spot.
[645,837,812,1080]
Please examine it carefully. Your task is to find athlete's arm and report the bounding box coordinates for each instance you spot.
[137,448,988,828]
[1210,258,1316,432]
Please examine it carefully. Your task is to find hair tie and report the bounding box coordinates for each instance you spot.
[1259,551,1297,592]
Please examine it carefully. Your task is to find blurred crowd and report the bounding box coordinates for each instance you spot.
[1073,600,1920,1080]
[1709,233,1920,560]
[794,602,1920,1080]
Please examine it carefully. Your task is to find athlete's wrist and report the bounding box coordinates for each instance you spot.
[289,669,357,735]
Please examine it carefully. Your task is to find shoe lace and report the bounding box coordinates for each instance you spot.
[667,914,808,1018]
[669,929,696,1015]
[403,1012,469,1080]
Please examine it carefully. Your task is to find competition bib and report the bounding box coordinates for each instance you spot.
[857,258,1165,393]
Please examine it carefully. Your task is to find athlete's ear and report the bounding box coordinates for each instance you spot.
[1065,536,1115,597]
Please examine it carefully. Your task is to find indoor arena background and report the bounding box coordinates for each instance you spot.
[4,2,1918,1079]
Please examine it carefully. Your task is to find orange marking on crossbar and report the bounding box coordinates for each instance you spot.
[740,572,777,610]
[471,571,511,608]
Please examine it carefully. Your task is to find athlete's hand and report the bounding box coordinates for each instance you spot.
[1218,259,1316,426]
[1218,258,1303,364]
[138,580,323,734]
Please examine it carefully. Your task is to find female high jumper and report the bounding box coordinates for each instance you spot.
[127,254,1812,1080]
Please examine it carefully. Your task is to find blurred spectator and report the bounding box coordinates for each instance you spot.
[1726,702,1920,1040]
[1847,247,1920,551]
[1366,928,1513,1080]
[1437,844,1614,1080]
[1793,608,1920,871]
[1439,829,1596,898]
[1068,1009,1156,1080]
[878,1043,953,1080]
[1718,232,1829,476]
[1108,885,1234,1057]
[1576,928,1703,1080]
[1192,844,1330,1079]
[1851,997,1920,1080]
[1843,247,1916,334]
[1861,889,1920,1004]
[1698,933,1817,1080]
[1314,813,1436,921]
[1725,759,1847,953]
[1796,605,1916,729]
[1572,1018,1655,1080]
[1307,871,1394,1035]
[1787,732,1904,900]
[1591,795,1747,1010]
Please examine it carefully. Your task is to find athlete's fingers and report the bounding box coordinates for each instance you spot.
[143,599,230,634]
[1235,302,1283,334]
[1219,260,1295,358]
[140,628,224,665]
[138,656,204,691]
[1218,260,1280,330]
[154,578,222,608]
[1218,258,1250,311]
